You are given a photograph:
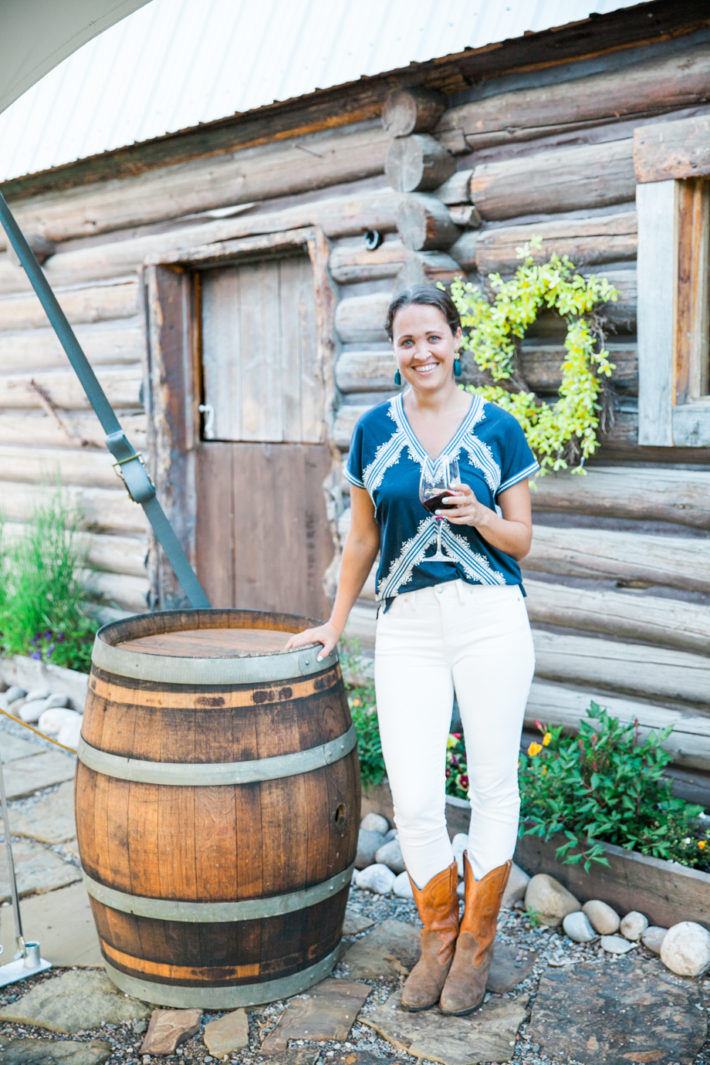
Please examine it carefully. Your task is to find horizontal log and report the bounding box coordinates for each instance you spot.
[2,124,390,249]
[336,348,394,393]
[397,193,460,251]
[524,523,710,595]
[0,482,146,533]
[525,578,710,656]
[83,569,149,613]
[0,281,139,330]
[0,445,123,489]
[474,211,637,274]
[531,465,710,529]
[436,44,710,152]
[634,113,710,183]
[334,292,391,344]
[470,140,635,221]
[526,680,710,772]
[0,368,142,411]
[0,188,400,296]
[395,252,461,289]
[0,410,146,451]
[385,134,456,193]
[449,231,478,271]
[0,522,147,579]
[533,630,710,708]
[448,205,481,229]
[328,237,409,283]
[0,322,144,373]
[382,89,446,137]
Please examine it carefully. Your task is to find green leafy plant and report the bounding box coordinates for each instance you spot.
[518,703,710,872]
[447,240,619,474]
[0,492,101,672]
[446,731,469,798]
[340,643,386,789]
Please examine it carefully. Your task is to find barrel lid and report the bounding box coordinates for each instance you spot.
[91,609,338,684]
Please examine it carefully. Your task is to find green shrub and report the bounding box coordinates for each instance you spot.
[519,702,710,872]
[340,643,386,789]
[0,492,100,672]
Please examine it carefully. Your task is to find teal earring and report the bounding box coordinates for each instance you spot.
[394,368,402,386]
[453,355,462,377]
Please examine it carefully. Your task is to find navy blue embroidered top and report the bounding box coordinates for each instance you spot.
[345,393,539,604]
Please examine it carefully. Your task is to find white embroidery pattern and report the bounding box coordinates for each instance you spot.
[464,434,501,494]
[361,401,407,496]
[377,518,438,600]
[440,526,506,585]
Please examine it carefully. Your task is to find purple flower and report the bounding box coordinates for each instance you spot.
[56,632,66,642]
[45,629,53,639]
[30,650,41,660]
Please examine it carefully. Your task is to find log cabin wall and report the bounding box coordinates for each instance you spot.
[0,3,708,797]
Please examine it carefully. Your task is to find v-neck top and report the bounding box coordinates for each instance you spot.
[345,392,539,605]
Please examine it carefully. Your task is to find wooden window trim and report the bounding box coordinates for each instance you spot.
[635,116,710,447]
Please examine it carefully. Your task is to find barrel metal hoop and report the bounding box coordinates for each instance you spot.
[102,946,339,1008]
[90,636,336,685]
[83,864,354,922]
[77,726,357,785]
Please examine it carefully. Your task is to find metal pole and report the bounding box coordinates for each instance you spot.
[0,189,210,609]
[0,757,23,954]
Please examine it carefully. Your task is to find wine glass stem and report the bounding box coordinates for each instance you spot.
[436,517,443,555]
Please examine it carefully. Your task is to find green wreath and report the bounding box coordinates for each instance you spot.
[448,240,619,474]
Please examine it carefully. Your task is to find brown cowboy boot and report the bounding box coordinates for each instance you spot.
[439,854,511,1016]
[401,860,459,1011]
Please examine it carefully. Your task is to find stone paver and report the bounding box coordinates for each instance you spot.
[527,955,707,1065]
[0,1035,112,1065]
[487,943,537,993]
[362,989,526,1065]
[0,881,102,966]
[261,977,371,1054]
[0,733,43,762]
[139,1007,202,1054]
[8,779,76,843]
[0,838,81,903]
[342,910,375,936]
[0,969,151,1034]
[2,750,76,800]
[203,1008,250,1058]
[341,918,420,980]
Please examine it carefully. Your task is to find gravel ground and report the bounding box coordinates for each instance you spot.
[1,885,709,1065]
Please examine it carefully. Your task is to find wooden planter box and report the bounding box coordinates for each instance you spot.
[362,782,710,929]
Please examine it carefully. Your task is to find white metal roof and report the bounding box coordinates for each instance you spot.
[0,0,649,184]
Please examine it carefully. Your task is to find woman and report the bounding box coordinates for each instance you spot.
[287,285,537,1015]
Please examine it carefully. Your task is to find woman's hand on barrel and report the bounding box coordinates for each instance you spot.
[285,621,340,660]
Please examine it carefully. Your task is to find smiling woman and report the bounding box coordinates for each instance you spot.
[288,283,539,1016]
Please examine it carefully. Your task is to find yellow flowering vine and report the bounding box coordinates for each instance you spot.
[448,239,619,474]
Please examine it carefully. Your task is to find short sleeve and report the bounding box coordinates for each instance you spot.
[497,414,539,495]
[345,417,366,489]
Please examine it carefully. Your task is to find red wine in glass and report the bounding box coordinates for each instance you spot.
[419,456,460,561]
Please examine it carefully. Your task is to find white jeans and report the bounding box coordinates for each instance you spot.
[374,580,535,888]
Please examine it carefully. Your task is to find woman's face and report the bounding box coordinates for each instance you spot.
[391,303,462,392]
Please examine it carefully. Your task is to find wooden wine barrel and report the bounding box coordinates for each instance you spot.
[75,608,361,1008]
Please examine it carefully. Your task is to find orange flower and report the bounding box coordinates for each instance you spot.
[541,767,547,775]
[542,732,552,746]
[528,741,543,757]
[699,840,707,850]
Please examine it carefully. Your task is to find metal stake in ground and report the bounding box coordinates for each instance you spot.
[0,755,51,985]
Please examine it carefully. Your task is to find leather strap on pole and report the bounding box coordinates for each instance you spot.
[0,190,209,609]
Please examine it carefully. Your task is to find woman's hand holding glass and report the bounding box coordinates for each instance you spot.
[437,480,487,528]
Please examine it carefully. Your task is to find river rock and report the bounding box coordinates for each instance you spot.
[451,833,468,877]
[203,1009,249,1059]
[563,911,597,943]
[392,871,414,898]
[642,926,667,954]
[44,693,72,709]
[375,837,405,874]
[356,828,386,869]
[660,921,710,977]
[4,686,26,705]
[24,688,51,703]
[502,862,530,908]
[384,826,398,841]
[360,812,389,834]
[355,863,396,894]
[18,698,50,723]
[583,899,620,935]
[601,934,636,955]
[524,874,581,927]
[39,707,83,748]
[620,910,648,941]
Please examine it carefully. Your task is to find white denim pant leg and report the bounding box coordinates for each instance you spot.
[375,586,454,889]
[374,581,534,888]
[445,582,535,880]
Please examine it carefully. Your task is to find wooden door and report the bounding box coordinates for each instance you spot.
[194,251,333,619]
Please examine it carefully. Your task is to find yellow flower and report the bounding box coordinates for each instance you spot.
[542,732,552,746]
[528,742,543,757]
[699,840,707,850]
[541,767,547,775]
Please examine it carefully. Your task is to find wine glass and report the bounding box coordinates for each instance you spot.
[419,456,460,562]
